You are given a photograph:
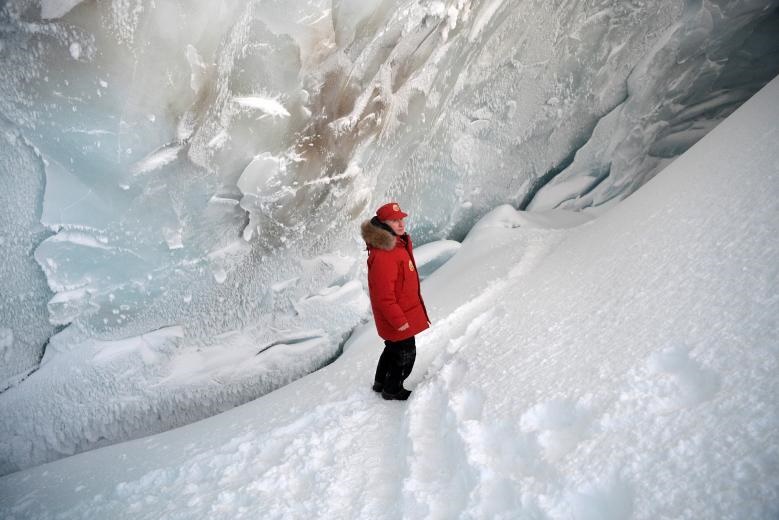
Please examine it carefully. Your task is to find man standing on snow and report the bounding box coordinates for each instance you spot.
[361,202,430,400]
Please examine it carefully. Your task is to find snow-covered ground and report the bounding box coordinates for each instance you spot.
[1,77,778,519]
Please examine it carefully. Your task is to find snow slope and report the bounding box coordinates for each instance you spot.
[1,77,777,519]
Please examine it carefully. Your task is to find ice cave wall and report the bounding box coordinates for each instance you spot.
[0,0,778,469]
[1,0,776,380]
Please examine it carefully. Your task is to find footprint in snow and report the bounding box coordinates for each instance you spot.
[549,474,634,520]
[645,345,720,414]
[519,398,593,462]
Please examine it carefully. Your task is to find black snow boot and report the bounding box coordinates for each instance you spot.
[381,387,412,401]
[374,336,416,399]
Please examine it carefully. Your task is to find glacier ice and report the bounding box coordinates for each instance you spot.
[0,119,56,391]
[0,0,778,472]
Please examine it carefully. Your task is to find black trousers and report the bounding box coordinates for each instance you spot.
[374,336,416,394]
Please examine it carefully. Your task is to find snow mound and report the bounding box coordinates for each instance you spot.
[411,239,461,280]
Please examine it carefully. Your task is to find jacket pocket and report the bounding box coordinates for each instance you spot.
[395,260,406,289]
[400,300,420,313]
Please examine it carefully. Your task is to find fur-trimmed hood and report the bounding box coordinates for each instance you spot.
[361,218,397,251]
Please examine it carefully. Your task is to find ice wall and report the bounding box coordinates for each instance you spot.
[1,0,778,471]
[0,119,57,390]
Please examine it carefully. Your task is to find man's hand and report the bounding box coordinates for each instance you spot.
[398,323,410,332]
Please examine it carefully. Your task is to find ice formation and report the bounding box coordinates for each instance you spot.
[0,0,778,471]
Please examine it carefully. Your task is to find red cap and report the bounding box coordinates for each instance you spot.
[376,202,408,221]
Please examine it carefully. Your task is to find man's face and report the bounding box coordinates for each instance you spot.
[385,218,406,235]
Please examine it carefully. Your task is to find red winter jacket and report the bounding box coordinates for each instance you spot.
[361,219,430,341]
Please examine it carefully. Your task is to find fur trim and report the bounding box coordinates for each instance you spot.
[361,219,396,251]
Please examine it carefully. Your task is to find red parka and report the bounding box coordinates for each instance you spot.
[361,219,430,341]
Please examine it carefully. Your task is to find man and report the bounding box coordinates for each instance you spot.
[361,202,430,400]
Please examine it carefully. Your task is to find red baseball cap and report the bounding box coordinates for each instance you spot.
[376,202,408,220]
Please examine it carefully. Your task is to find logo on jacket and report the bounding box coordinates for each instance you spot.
[409,260,415,272]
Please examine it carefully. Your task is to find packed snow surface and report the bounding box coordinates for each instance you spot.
[1,75,777,520]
